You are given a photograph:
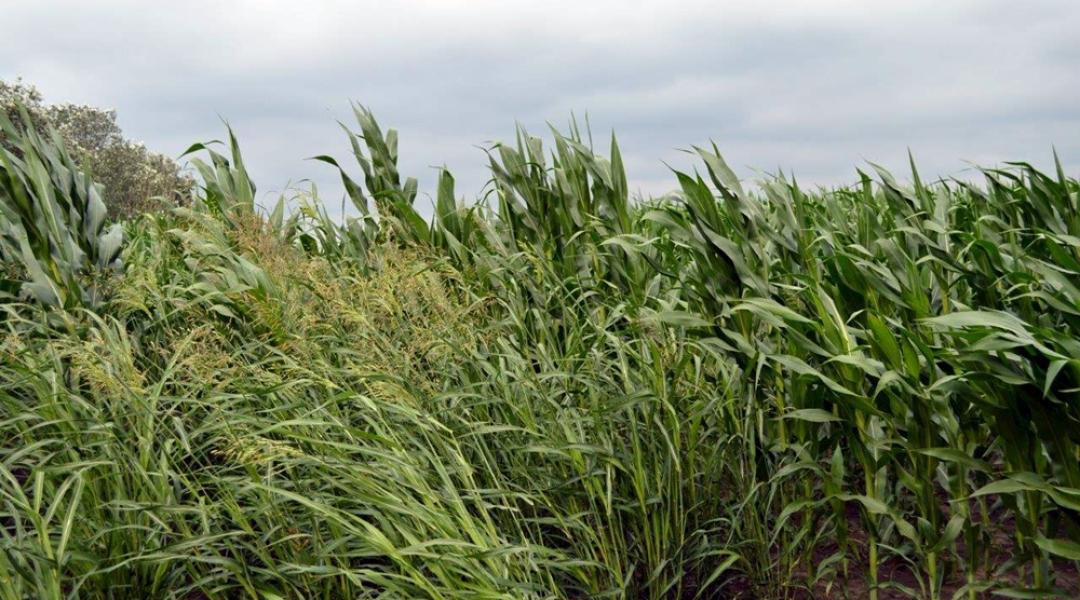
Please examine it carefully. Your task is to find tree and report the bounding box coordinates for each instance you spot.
[0,78,192,220]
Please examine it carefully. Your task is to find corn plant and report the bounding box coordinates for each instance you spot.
[0,107,122,310]
[2,104,1080,600]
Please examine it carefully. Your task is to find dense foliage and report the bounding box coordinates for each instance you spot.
[1,104,1079,599]
[0,79,192,220]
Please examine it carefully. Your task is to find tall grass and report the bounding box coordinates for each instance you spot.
[2,104,1079,599]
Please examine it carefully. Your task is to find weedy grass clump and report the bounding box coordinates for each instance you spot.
[2,103,1080,599]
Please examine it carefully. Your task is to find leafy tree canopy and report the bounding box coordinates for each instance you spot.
[1,77,192,220]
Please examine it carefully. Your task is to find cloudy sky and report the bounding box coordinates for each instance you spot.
[3,0,1079,216]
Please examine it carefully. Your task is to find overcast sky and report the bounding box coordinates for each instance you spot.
[3,0,1079,216]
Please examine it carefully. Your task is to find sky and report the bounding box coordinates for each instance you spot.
[3,0,1079,217]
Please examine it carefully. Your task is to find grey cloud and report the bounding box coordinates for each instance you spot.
[3,0,1079,217]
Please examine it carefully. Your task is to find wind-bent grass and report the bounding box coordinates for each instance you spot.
[2,104,1079,599]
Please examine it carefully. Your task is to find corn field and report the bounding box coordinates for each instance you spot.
[2,103,1080,599]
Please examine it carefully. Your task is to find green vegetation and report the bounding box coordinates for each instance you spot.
[1,79,192,221]
[2,102,1079,599]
